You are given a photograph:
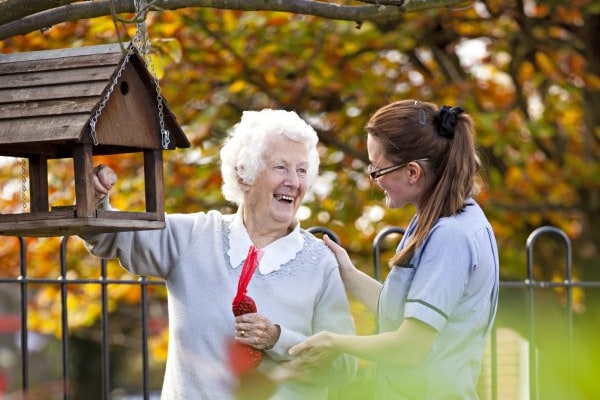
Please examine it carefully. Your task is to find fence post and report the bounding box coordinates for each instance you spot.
[306,226,340,244]
[372,227,405,282]
[140,276,151,400]
[59,237,71,400]
[18,237,28,394]
[100,259,110,400]
[525,226,572,400]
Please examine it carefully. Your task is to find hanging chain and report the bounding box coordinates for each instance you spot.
[89,51,132,145]
[89,0,170,149]
[133,0,171,150]
[21,158,28,211]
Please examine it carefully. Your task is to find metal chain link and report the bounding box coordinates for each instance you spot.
[133,0,171,150]
[89,0,170,149]
[21,158,28,211]
[89,50,133,145]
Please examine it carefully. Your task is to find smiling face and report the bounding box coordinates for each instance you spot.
[367,134,421,209]
[241,135,309,238]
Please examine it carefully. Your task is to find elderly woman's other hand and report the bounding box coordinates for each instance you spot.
[235,313,281,350]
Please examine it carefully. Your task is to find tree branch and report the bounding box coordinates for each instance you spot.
[0,0,466,41]
[0,0,77,27]
[317,127,368,162]
[194,15,278,99]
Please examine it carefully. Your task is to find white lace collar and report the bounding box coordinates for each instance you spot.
[227,210,304,275]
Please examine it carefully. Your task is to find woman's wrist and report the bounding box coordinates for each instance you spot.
[265,323,281,350]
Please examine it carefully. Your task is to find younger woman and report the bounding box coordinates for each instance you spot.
[288,100,499,399]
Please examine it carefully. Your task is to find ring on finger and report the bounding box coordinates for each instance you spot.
[240,330,246,337]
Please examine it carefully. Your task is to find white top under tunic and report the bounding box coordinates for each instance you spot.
[375,199,499,399]
[81,209,356,400]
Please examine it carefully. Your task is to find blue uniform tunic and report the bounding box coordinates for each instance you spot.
[376,198,499,399]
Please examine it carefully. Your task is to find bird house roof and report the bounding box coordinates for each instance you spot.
[0,43,190,159]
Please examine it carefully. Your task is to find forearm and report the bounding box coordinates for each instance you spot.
[332,319,437,368]
[341,267,382,313]
[79,231,123,259]
[332,332,417,368]
[79,226,172,278]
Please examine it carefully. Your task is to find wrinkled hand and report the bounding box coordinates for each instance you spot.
[271,331,339,382]
[93,164,117,203]
[235,313,281,350]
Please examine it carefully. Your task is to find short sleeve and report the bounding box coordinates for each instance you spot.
[404,222,475,332]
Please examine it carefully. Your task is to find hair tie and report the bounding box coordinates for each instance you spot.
[436,105,464,139]
[414,100,427,125]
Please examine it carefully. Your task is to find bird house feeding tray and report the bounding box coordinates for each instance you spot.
[0,43,190,237]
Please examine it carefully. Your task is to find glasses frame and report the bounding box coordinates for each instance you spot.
[368,158,429,180]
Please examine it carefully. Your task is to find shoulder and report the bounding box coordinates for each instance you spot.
[164,210,233,236]
[434,201,490,238]
[165,209,226,224]
[423,215,476,258]
[299,230,338,269]
[430,217,468,239]
[422,202,495,262]
[300,229,330,253]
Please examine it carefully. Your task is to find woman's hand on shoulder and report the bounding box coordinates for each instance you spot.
[323,234,356,277]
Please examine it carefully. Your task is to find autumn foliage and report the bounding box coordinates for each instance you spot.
[1,1,599,397]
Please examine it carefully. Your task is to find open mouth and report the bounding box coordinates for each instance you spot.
[274,194,294,204]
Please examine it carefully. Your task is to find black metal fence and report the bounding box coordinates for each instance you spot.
[0,236,165,399]
[0,225,596,399]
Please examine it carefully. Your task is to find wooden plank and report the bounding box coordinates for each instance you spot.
[29,155,49,212]
[0,52,123,75]
[92,64,161,149]
[0,97,99,119]
[144,149,164,216]
[0,143,63,158]
[0,66,114,90]
[0,43,128,63]
[0,81,106,104]
[0,210,159,223]
[0,114,90,144]
[0,216,165,237]
[128,54,190,150]
[0,141,147,159]
[73,144,95,218]
[96,210,161,220]
[0,210,76,222]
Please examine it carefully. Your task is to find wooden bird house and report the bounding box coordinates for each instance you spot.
[0,43,190,237]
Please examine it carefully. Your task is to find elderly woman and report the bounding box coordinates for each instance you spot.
[80,109,357,399]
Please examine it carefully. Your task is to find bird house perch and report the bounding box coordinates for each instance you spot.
[0,43,190,237]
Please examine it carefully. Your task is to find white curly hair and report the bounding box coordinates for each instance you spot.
[220,109,320,205]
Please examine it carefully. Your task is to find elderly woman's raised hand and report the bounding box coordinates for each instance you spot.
[92,164,117,203]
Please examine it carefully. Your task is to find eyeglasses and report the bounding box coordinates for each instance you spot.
[367,158,428,180]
